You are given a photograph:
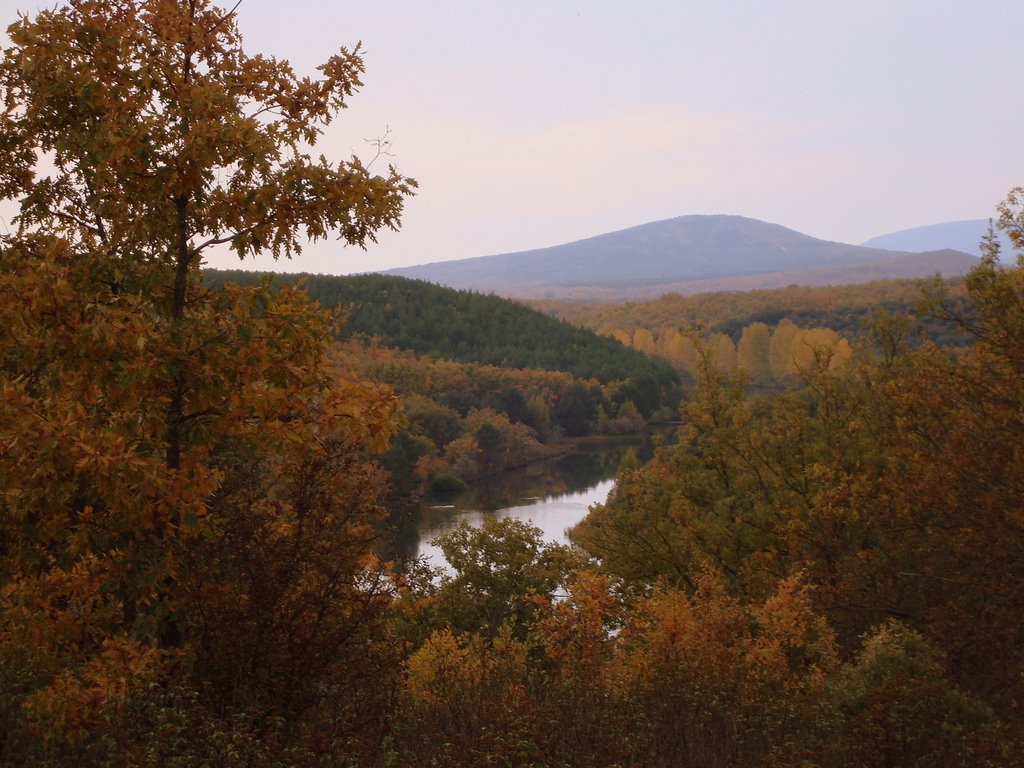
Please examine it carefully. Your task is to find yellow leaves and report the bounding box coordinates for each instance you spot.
[594,569,841,758]
[405,625,530,714]
[611,572,748,698]
[405,629,478,706]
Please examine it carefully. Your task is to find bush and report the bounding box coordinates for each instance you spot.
[430,473,468,494]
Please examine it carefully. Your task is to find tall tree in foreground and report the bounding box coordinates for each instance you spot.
[0,0,413,760]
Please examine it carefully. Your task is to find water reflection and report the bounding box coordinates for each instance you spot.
[417,478,617,566]
[397,431,671,566]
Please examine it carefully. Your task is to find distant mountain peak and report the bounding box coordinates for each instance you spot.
[861,219,1013,259]
[384,215,978,300]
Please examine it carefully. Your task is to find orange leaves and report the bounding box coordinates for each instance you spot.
[746,575,838,696]
[4,0,413,267]
[614,572,748,688]
[0,0,415,761]
[539,571,618,675]
[22,635,162,743]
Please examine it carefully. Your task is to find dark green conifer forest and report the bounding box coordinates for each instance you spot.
[208,270,681,387]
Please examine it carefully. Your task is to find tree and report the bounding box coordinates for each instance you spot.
[632,327,656,355]
[433,518,579,641]
[496,385,530,424]
[473,422,506,476]
[0,0,413,756]
[827,623,998,767]
[707,331,737,369]
[789,327,847,374]
[768,317,800,381]
[553,382,606,436]
[736,321,772,384]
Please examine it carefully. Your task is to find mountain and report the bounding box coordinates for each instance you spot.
[383,215,979,300]
[862,219,1014,259]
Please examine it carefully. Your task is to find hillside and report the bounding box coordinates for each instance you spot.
[531,277,968,340]
[527,276,976,387]
[206,270,679,388]
[383,215,978,300]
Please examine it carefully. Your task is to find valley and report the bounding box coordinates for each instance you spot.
[3,1,1022,764]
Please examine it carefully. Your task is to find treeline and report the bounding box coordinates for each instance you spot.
[331,341,680,503]
[385,519,1017,767]
[533,277,975,384]
[608,319,853,387]
[532,276,970,338]
[205,270,684,500]
[208,270,680,387]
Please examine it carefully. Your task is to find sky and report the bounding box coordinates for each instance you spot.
[1,0,1021,275]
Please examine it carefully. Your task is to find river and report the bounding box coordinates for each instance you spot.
[397,430,672,567]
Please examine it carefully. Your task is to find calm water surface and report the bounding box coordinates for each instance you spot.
[416,478,617,565]
[408,431,672,567]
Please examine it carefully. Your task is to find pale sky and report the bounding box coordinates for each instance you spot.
[2,0,1021,275]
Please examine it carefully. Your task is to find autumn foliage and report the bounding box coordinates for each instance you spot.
[2,1,1024,766]
[0,0,411,762]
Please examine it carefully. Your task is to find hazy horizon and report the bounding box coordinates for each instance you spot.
[2,0,1020,276]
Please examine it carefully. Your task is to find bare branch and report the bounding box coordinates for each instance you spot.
[363,125,394,169]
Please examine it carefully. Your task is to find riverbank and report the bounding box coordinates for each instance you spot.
[467,421,681,485]
[391,429,677,564]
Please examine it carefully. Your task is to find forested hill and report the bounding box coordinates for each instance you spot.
[206,270,679,387]
[532,276,971,344]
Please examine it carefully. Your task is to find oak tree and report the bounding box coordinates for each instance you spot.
[0,0,413,753]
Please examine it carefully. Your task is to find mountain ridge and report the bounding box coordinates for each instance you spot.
[383,214,978,300]
[861,219,1013,258]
